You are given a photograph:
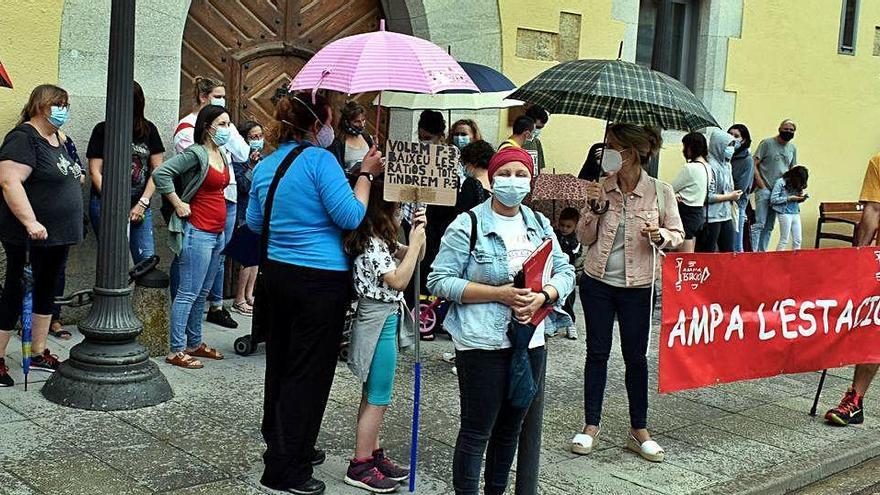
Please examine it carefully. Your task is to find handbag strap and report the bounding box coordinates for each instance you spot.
[260,143,312,263]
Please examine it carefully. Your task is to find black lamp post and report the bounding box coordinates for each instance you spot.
[42,0,173,410]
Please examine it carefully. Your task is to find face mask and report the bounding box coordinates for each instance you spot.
[779,131,795,142]
[210,97,226,107]
[49,106,69,128]
[211,126,231,146]
[316,123,335,148]
[601,148,623,173]
[493,176,531,207]
[419,139,432,145]
[724,145,735,161]
[249,138,264,151]
[343,121,363,136]
[532,128,542,140]
[452,135,470,149]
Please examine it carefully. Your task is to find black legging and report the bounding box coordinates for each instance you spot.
[697,219,735,253]
[0,242,69,330]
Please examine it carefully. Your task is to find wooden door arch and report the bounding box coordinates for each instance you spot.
[179,0,386,137]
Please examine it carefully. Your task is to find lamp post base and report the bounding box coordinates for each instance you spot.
[41,287,173,411]
[42,351,173,410]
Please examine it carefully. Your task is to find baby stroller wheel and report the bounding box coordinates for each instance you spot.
[419,303,437,334]
[234,335,254,356]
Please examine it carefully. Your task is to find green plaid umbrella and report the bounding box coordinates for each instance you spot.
[509,59,718,131]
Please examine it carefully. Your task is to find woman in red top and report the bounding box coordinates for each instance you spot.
[152,105,229,368]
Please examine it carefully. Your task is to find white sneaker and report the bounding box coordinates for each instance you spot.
[441,352,455,363]
[566,326,579,340]
[451,366,457,376]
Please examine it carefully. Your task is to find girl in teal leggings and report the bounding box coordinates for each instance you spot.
[343,180,425,493]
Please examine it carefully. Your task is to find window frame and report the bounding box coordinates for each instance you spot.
[636,0,701,89]
[838,0,860,55]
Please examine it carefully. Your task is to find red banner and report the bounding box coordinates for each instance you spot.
[659,247,880,393]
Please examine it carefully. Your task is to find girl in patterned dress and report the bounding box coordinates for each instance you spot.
[342,179,425,493]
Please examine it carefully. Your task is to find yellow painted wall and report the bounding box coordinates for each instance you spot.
[0,0,65,133]
[498,0,627,173]
[727,0,880,246]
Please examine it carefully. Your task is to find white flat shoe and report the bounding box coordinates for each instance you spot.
[570,430,599,455]
[626,432,665,462]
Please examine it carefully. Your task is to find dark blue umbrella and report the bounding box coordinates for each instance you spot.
[442,62,517,93]
[21,247,33,390]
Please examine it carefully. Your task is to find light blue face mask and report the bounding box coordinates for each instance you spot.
[49,106,69,128]
[493,176,531,207]
[249,138,264,151]
[452,135,470,149]
[532,128,542,140]
[724,145,735,161]
[212,125,231,146]
[210,97,226,107]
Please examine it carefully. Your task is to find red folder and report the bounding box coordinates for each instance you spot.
[522,239,554,325]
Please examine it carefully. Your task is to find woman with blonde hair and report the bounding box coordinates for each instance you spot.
[570,124,684,462]
[0,84,85,386]
[448,119,482,150]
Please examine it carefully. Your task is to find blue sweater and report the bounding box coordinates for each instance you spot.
[246,141,366,271]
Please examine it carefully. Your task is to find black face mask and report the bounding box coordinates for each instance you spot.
[779,131,795,142]
[343,120,363,136]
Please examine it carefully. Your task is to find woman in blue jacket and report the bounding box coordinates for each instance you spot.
[247,92,383,495]
[428,146,574,495]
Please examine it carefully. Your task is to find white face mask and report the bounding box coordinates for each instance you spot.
[601,149,623,173]
[210,97,226,107]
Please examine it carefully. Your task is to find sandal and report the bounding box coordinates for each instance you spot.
[186,343,224,360]
[165,352,203,369]
[48,321,72,340]
[230,301,253,316]
[626,432,665,462]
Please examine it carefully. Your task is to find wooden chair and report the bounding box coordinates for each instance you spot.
[813,202,863,248]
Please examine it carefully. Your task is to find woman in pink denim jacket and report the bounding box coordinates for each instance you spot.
[570,124,684,464]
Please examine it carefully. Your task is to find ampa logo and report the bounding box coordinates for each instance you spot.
[675,257,711,291]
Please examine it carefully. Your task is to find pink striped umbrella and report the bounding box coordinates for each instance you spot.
[289,20,477,95]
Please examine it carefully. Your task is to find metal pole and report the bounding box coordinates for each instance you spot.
[810,370,828,417]
[43,0,172,410]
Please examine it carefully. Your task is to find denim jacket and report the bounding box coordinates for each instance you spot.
[770,177,801,214]
[427,199,575,350]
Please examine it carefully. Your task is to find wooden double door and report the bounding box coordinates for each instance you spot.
[179,0,387,138]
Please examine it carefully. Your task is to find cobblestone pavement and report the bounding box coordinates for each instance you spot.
[1,297,879,494]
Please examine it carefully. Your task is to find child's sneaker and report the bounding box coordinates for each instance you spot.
[566,326,579,340]
[31,349,61,372]
[0,358,13,387]
[344,457,399,493]
[373,448,409,482]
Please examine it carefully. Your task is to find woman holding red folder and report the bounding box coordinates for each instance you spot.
[428,146,574,495]
[571,124,684,463]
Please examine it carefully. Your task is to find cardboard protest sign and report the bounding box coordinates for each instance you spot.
[659,248,880,393]
[383,140,460,206]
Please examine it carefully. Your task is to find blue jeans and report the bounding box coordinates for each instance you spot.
[207,201,236,308]
[750,188,777,252]
[89,195,155,264]
[169,223,225,352]
[734,195,749,253]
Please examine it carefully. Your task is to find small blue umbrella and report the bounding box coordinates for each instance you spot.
[21,247,33,390]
